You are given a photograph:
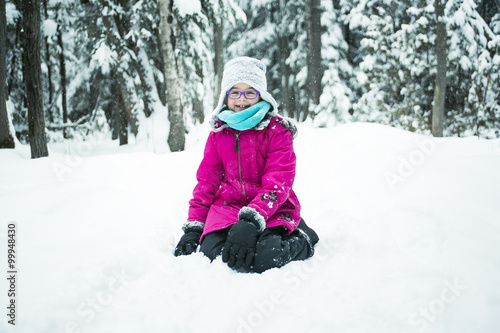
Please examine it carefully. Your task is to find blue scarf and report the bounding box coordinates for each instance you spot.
[218,101,271,131]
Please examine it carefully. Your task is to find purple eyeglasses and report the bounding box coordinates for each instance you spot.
[226,90,260,100]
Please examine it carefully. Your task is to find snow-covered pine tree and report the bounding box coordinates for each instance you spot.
[311,0,357,127]
[445,0,499,138]
[274,0,308,120]
[350,0,499,137]
[3,0,498,143]
[179,0,246,126]
[487,7,500,137]
[179,9,211,125]
[133,0,160,114]
[72,0,162,145]
[40,0,71,131]
[7,0,91,143]
[228,0,309,120]
[353,0,448,133]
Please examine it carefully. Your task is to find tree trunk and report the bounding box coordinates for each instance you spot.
[277,0,292,118]
[117,70,140,136]
[111,79,119,140]
[43,0,53,123]
[110,76,127,145]
[0,0,15,148]
[158,0,185,152]
[57,24,68,138]
[193,61,205,123]
[213,18,224,109]
[23,0,48,158]
[118,97,128,146]
[432,0,447,137]
[278,34,291,117]
[306,0,322,110]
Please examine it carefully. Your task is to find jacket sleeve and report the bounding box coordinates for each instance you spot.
[239,123,296,230]
[186,132,224,228]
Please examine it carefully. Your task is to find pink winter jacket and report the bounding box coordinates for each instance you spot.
[186,116,301,240]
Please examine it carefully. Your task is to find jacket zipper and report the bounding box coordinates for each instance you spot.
[235,131,249,205]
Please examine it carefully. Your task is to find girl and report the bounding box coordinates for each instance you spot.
[174,57,319,273]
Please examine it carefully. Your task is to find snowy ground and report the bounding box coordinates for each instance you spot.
[1,122,500,333]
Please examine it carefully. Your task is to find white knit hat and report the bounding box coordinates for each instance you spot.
[213,57,279,115]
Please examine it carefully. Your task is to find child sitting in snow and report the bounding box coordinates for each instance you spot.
[174,57,319,273]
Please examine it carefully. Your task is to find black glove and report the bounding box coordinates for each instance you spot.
[221,219,260,270]
[174,229,202,256]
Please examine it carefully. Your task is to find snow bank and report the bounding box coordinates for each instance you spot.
[1,122,499,333]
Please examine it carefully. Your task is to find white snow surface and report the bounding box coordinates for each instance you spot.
[174,0,202,17]
[43,19,58,39]
[6,4,20,25]
[1,122,500,333]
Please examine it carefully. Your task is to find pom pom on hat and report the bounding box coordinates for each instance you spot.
[213,57,279,115]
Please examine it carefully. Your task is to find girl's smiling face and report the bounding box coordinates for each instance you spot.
[226,83,261,112]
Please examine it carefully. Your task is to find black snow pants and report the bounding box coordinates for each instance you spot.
[200,219,318,273]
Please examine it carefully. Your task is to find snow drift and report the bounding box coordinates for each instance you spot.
[1,122,499,333]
